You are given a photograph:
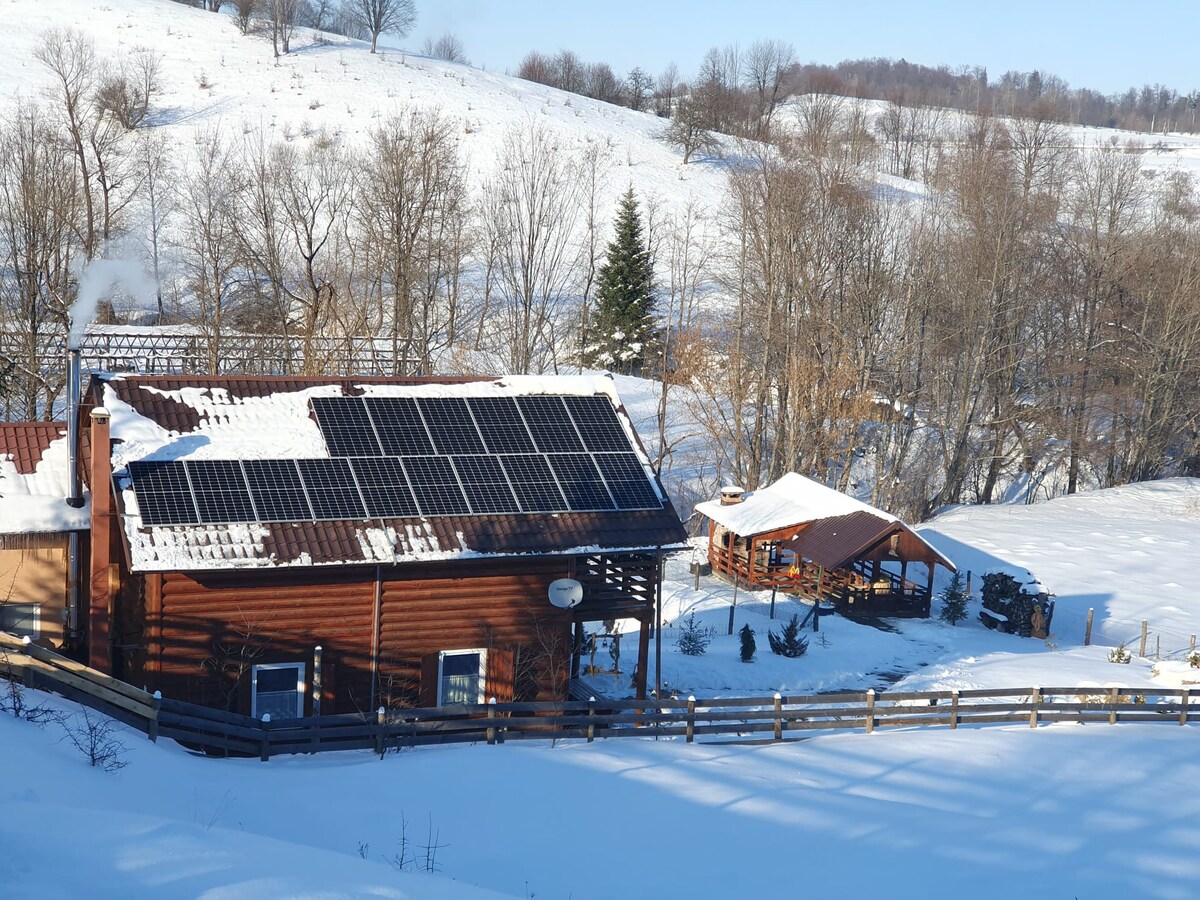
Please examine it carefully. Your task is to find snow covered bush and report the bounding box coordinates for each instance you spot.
[675,613,712,656]
[1108,644,1132,664]
[767,615,809,658]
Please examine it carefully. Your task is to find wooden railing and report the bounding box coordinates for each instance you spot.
[2,634,1194,761]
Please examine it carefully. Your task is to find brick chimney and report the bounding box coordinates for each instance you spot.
[719,486,745,506]
[88,406,112,673]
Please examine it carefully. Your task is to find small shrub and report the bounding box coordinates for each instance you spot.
[62,708,129,772]
[1188,651,1200,669]
[675,613,712,656]
[738,624,756,662]
[1108,644,1132,664]
[768,614,809,658]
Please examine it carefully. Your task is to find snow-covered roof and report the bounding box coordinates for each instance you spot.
[0,424,89,535]
[97,373,688,572]
[695,473,896,537]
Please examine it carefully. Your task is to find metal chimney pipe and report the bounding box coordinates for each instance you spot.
[66,347,83,508]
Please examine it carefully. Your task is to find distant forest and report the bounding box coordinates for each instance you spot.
[518,45,1200,137]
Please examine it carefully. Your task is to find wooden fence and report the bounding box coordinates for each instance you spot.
[1,634,1195,761]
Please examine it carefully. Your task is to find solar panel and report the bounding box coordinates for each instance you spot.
[547,453,615,511]
[128,460,198,526]
[467,397,537,454]
[401,455,471,515]
[417,398,487,455]
[451,455,521,514]
[243,459,312,522]
[349,457,420,518]
[594,452,662,510]
[311,397,381,456]
[186,460,258,524]
[296,458,367,520]
[564,396,632,452]
[516,396,585,453]
[366,397,434,456]
[499,454,568,512]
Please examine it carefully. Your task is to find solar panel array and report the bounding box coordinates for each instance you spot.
[127,394,665,527]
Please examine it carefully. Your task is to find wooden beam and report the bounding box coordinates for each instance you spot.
[635,616,650,700]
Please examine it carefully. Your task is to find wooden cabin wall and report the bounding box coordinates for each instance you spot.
[0,536,69,649]
[378,557,572,707]
[147,569,377,714]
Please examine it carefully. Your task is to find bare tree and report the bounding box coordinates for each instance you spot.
[743,39,795,137]
[659,97,721,164]
[422,32,467,64]
[95,47,162,130]
[482,122,583,373]
[131,130,177,323]
[263,0,299,57]
[343,0,416,54]
[232,0,257,34]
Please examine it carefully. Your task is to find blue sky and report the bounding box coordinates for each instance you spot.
[405,1,1198,95]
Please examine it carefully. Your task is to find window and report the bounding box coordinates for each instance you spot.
[251,662,305,720]
[0,603,40,640]
[438,649,487,706]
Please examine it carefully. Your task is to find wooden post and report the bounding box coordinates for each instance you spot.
[259,713,271,762]
[1181,688,1190,726]
[769,585,777,620]
[865,689,875,734]
[773,693,783,741]
[375,706,386,757]
[486,697,497,745]
[1156,635,1161,660]
[1084,608,1094,646]
[1139,620,1148,658]
[950,690,959,730]
[1109,687,1119,725]
[1191,634,1197,656]
[636,616,651,700]
[728,576,738,636]
[1029,687,1040,728]
[965,570,972,597]
[587,696,596,743]
[147,690,162,743]
[686,695,696,743]
[816,565,824,601]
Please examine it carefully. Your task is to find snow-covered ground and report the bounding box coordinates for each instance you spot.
[4,692,1199,900]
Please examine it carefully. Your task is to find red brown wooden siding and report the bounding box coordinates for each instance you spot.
[378,558,572,707]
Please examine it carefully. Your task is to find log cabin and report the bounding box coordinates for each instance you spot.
[68,373,687,718]
[0,422,88,650]
[695,473,954,618]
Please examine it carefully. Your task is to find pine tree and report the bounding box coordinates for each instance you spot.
[938,570,969,626]
[767,614,809,658]
[583,187,658,375]
[739,623,756,662]
[675,613,712,656]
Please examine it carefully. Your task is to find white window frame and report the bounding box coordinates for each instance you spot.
[437,648,488,706]
[251,662,306,720]
[0,602,40,640]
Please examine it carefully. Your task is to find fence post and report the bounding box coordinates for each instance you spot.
[773,693,783,741]
[1109,687,1119,725]
[1181,688,1190,726]
[312,645,323,718]
[259,713,271,762]
[1084,608,1094,646]
[865,689,875,734]
[686,695,696,743]
[587,696,596,743]
[950,689,959,730]
[486,697,497,745]
[148,690,161,743]
[1139,620,1148,658]
[1156,636,1161,660]
[375,706,386,757]
[1191,634,1197,656]
[1029,687,1040,728]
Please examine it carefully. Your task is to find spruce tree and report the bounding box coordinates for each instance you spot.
[583,187,658,375]
[938,570,969,626]
[739,623,756,662]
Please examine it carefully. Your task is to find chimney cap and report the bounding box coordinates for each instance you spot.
[90,406,111,422]
[720,485,745,495]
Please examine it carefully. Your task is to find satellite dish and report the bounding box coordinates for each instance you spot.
[548,578,584,609]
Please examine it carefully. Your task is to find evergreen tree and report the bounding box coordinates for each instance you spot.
[739,623,756,662]
[583,187,658,375]
[767,614,809,658]
[938,570,969,626]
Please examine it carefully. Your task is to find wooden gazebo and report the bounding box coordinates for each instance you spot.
[695,474,955,618]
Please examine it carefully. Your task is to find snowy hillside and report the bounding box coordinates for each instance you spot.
[0,0,725,221]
